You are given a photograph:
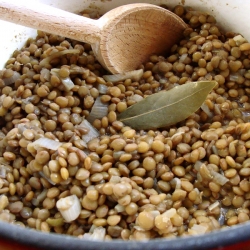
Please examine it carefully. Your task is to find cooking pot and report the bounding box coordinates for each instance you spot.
[0,0,250,249]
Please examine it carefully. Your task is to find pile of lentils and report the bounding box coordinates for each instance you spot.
[1,4,250,240]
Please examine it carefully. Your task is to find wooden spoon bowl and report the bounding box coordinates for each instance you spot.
[0,0,187,73]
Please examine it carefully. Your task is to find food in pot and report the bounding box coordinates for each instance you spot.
[0,5,250,240]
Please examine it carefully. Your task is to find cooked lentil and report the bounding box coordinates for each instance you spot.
[1,4,250,240]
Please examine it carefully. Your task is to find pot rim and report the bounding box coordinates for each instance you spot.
[0,220,249,249]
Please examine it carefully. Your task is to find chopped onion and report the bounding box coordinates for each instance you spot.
[170,131,184,140]
[3,71,20,86]
[170,178,181,190]
[0,94,6,106]
[241,110,250,122]
[51,68,75,91]
[214,104,221,115]
[51,66,89,75]
[0,179,4,189]
[40,49,80,67]
[0,158,11,166]
[89,224,97,234]
[208,201,220,211]
[97,84,108,94]
[189,224,208,235]
[127,94,144,103]
[134,225,146,232]
[0,166,6,178]
[150,210,161,218]
[179,53,188,63]
[194,161,204,171]
[60,178,72,186]
[39,171,56,185]
[205,73,213,80]
[40,68,51,82]
[80,119,100,143]
[201,103,213,118]
[87,97,108,124]
[36,189,48,203]
[109,176,121,183]
[56,195,81,222]
[30,137,62,150]
[113,151,125,160]
[103,69,143,83]
[69,66,89,75]
[212,145,219,155]
[229,73,240,81]
[82,227,106,241]
[114,204,125,213]
[31,198,40,207]
[159,78,167,84]
[233,35,246,46]
[210,169,229,186]
[162,208,176,219]
[61,77,75,91]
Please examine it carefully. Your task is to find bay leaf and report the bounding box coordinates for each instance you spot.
[117,81,217,130]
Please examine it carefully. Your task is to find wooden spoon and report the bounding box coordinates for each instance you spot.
[0,0,187,74]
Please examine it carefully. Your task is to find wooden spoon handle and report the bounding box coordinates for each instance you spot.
[0,0,101,44]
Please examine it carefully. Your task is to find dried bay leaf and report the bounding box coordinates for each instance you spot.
[117,81,217,130]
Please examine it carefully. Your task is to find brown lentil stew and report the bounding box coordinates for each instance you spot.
[1,5,250,240]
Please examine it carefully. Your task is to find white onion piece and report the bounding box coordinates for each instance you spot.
[103,69,143,83]
[214,104,221,115]
[0,179,4,189]
[87,97,108,124]
[89,224,97,234]
[205,73,213,80]
[170,178,181,189]
[109,176,121,183]
[56,195,81,222]
[212,145,219,155]
[97,84,108,94]
[30,137,62,150]
[189,224,208,235]
[0,166,6,178]
[80,119,100,143]
[208,201,220,211]
[82,227,106,241]
[113,151,125,160]
[229,73,240,81]
[61,77,75,91]
[3,71,21,85]
[194,161,204,171]
[170,131,184,140]
[0,158,10,166]
[149,211,161,219]
[179,53,188,63]
[40,68,51,82]
[239,69,246,76]
[128,94,143,103]
[40,49,80,67]
[159,78,167,84]
[39,171,56,185]
[162,208,176,218]
[134,225,146,232]
[233,35,246,45]
[210,170,229,186]
[114,204,125,213]
[241,110,250,121]
[201,103,213,118]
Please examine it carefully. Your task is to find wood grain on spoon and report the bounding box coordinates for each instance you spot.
[0,0,187,73]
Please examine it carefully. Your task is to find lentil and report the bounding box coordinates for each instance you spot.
[0,5,250,240]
